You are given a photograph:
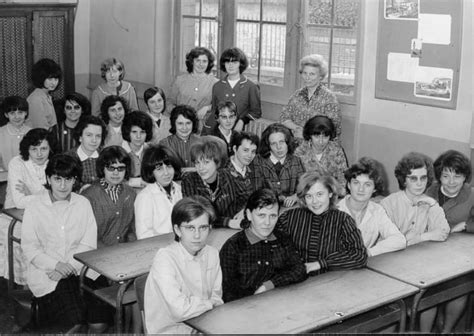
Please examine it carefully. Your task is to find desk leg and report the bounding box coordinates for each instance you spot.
[6,218,18,293]
[409,289,426,331]
[115,279,133,334]
[397,299,407,332]
[79,265,89,297]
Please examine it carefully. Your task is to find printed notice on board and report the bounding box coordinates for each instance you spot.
[418,14,451,45]
[387,53,419,83]
[414,66,453,101]
[384,0,419,20]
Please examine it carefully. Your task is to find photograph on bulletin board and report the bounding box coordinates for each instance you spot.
[384,0,419,20]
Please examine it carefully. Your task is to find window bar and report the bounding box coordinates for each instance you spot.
[257,0,263,81]
[327,0,335,87]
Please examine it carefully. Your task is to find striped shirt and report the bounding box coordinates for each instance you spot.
[56,121,77,153]
[159,134,201,168]
[276,207,367,273]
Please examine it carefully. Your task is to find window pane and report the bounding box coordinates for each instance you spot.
[303,26,330,62]
[182,0,200,16]
[307,0,333,25]
[260,23,285,86]
[236,0,261,21]
[236,21,260,83]
[262,0,286,22]
[180,18,199,71]
[202,0,219,17]
[200,19,219,58]
[334,0,359,28]
[330,28,356,96]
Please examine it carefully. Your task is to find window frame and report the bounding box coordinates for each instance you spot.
[174,0,360,108]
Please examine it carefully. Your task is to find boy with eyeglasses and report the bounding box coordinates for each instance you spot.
[211,101,238,156]
[21,153,98,332]
[144,196,223,334]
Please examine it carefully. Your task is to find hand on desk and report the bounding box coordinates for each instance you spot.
[451,221,466,233]
[47,270,63,281]
[228,209,244,229]
[305,261,321,274]
[283,194,298,208]
[55,261,77,277]
[254,285,268,295]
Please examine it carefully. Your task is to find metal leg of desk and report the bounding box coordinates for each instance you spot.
[115,279,133,333]
[7,217,19,293]
[409,289,425,331]
[398,299,407,332]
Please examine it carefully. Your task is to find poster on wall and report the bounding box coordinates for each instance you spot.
[375,0,461,109]
[414,67,453,101]
[384,0,419,20]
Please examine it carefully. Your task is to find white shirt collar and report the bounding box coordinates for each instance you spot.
[269,153,286,165]
[77,145,99,161]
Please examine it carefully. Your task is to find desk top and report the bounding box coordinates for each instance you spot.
[367,233,474,288]
[74,228,237,282]
[2,208,24,221]
[186,269,418,334]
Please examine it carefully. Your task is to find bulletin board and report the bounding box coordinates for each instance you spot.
[375,0,462,109]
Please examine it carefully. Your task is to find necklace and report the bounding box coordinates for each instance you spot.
[6,123,27,139]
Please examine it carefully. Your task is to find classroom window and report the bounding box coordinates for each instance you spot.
[176,0,360,103]
[303,0,360,98]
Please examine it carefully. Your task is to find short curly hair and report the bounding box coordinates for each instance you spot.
[344,157,386,197]
[1,96,29,122]
[73,115,107,144]
[219,47,249,74]
[45,153,82,192]
[394,152,434,190]
[190,140,225,169]
[141,145,182,183]
[185,47,215,74]
[169,105,199,135]
[303,115,336,141]
[100,58,125,81]
[19,128,57,161]
[58,92,91,122]
[297,171,340,209]
[100,95,129,125]
[96,145,132,180]
[31,58,62,89]
[298,54,328,80]
[433,150,472,183]
[121,111,153,143]
[259,123,297,158]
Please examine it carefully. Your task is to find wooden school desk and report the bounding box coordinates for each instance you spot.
[367,233,474,331]
[186,269,419,334]
[74,228,237,332]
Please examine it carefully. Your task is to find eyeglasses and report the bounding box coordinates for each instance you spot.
[105,165,126,172]
[65,104,81,111]
[219,114,236,121]
[181,225,210,233]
